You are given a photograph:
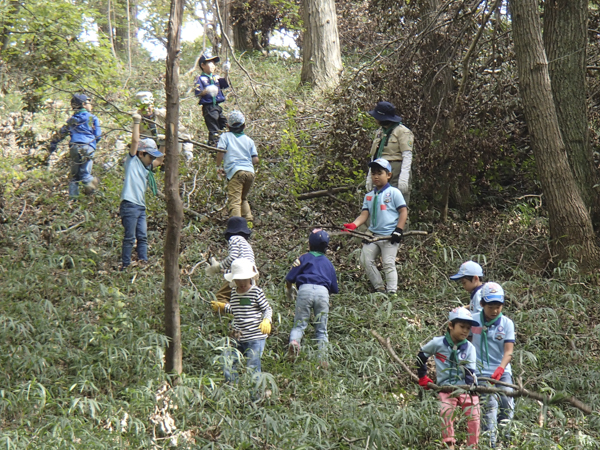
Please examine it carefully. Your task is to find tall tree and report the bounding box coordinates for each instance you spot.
[510,0,600,267]
[163,0,184,375]
[543,0,600,226]
[300,0,342,89]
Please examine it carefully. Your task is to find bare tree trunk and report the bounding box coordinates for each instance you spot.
[510,0,600,267]
[300,0,342,89]
[543,0,600,226]
[163,0,184,376]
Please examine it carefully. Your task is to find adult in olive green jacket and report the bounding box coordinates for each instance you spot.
[367,101,414,204]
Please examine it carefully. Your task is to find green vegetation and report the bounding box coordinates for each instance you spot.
[0,53,599,450]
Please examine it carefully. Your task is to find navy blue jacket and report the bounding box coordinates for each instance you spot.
[194,73,229,105]
[286,253,339,294]
[51,110,102,151]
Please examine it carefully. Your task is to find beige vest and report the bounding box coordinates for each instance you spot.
[369,124,414,161]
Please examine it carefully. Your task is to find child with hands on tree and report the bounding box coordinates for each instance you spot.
[118,113,163,270]
[471,282,515,448]
[205,217,256,303]
[285,229,338,365]
[416,307,481,449]
[343,158,407,296]
[210,258,272,382]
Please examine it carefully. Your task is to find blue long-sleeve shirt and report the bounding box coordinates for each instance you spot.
[285,252,338,294]
[51,110,102,151]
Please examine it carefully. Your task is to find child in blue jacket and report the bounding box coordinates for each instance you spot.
[49,94,102,198]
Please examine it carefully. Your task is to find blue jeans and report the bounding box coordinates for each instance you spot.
[120,200,147,267]
[69,143,94,197]
[223,338,265,383]
[481,371,515,447]
[289,284,329,354]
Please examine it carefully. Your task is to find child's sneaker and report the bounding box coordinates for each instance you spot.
[288,340,300,361]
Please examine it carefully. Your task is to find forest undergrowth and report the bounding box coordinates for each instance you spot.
[0,55,599,449]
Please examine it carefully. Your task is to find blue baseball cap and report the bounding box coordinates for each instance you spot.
[309,228,329,249]
[71,94,90,108]
[137,138,163,158]
[199,52,220,66]
[368,158,392,172]
[450,261,484,280]
[449,307,481,327]
[481,282,504,304]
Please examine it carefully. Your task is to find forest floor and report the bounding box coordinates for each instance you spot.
[0,54,599,449]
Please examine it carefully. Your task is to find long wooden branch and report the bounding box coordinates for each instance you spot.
[328,230,428,242]
[370,330,593,415]
[296,186,355,200]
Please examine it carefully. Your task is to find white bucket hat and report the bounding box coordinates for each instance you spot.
[224,258,258,281]
[135,91,154,105]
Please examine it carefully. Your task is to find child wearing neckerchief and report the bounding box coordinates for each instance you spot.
[471,282,516,448]
[450,260,485,313]
[215,110,258,225]
[416,307,481,450]
[285,229,338,365]
[194,53,229,147]
[343,158,407,296]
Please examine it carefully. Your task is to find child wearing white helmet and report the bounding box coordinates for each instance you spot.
[215,110,259,225]
[471,282,516,448]
[134,91,194,162]
[416,307,481,449]
[210,258,272,382]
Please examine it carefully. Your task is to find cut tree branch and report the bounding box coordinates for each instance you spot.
[370,330,593,415]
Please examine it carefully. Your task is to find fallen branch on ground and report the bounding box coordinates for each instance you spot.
[370,330,593,415]
[296,186,355,200]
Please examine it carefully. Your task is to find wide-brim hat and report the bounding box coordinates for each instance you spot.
[224,217,252,237]
[224,258,259,281]
[368,101,402,123]
[449,307,480,327]
[450,260,484,280]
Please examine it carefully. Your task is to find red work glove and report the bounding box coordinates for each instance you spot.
[491,366,505,381]
[342,223,357,232]
[418,376,434,390]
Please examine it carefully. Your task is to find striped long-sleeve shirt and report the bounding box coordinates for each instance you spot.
[224,285,272,342]
[220,236,255,271]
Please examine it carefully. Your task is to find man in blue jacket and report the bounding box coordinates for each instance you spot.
[49,94,102,198]
[194,53,229,147]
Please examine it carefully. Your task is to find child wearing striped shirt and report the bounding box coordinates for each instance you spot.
[211,258,272,382]
[205,217,256,303]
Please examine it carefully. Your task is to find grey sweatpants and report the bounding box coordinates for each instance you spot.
[360,240,400,293]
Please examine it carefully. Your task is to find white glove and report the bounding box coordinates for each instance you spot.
[132,114,142,124]
[398,151,412,195]
[365,168,373,192]
[223,60,231,72]
[205,257,221,276]
[205,85,219,97]
[285,284,297,302]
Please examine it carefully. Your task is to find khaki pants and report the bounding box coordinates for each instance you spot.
[215,273,260,303]
[227,170,255,220]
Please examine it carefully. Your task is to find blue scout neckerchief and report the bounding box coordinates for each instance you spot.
[375,123,400,159]
[202,72,218,106]
[309,251,324,257]
[481,312,503,367]
[445,332,469,383]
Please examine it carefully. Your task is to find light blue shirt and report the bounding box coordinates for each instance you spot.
[421,336,478,386]
[471,312,516,377]
[361,184,406,235]
[121,154,149,207]
[470,285,483,313]
[217,132,257,180]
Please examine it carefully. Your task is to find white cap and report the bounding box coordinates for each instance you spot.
[449,307,480,327]
[228,110,245,126]
[135,91,154,105]
[224,258,258,282]
[450,261,484,280]
[481,282,504,304]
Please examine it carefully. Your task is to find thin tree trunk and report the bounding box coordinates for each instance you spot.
[543,0,600,226]
[510,0,600,268]
[300,0,342,89]
[163,0,184,376]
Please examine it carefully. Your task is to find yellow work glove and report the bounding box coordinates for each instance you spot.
[211,301,227,313]
[258,318,271,335]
